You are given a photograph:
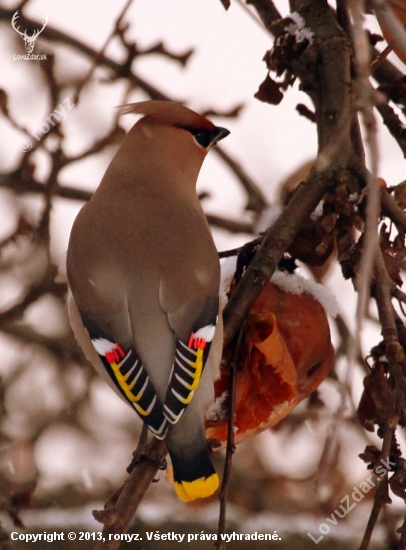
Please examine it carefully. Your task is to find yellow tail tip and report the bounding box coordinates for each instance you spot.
[174,473,219,502]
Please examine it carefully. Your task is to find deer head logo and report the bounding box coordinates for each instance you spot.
[11,11,48,54]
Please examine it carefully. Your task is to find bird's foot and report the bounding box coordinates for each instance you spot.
[126,444,167,474]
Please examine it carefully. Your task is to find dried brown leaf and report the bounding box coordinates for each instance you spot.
[389,468,406,499]
[393,181,406,210]
[254,75,283,105]
[383,250,403,286]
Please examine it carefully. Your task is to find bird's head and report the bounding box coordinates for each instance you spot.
[115,101,230,192]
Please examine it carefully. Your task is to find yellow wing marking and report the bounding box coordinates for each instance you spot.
[133,396,156,416]
[110,362,152,415]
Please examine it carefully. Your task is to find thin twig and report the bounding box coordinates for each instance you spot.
[245,0,283,37]
[73,0,135,104]
[376,100,406,158]
[393,288,406,304]
[0,279,66,326]
[359,250,402,549]
[0,7,265,216]
[373,0,406,62]
[371,43,394,71]
[371,46,406,109]
[214,146,268,214]
[216,324,245,549]
[381,189,406,232]
[349,0,381,363]
[218,247,244,259]
[375,249,406,418]
[0,172,253,234]
[333,314,367,369]
[0,172,93,201]
[0,8,174,101]
[359,476,392,550]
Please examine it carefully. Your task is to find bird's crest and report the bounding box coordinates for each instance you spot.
[118,100,215,131]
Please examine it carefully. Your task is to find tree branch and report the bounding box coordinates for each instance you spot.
[376,100,406,158]
[359,249,405,549]
[93,438,167,550]
[223,0,355,345]
[373,0,406,63]
[245,0,283,36]
[381,189,406,232]
[0,173,254,234]
[216,324,245,549]
[0,8,266,217]
[214,146,268,213]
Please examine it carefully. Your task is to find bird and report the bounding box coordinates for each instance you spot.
[66,100,230,502]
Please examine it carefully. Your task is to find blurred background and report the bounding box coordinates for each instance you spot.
[0,0,405,548]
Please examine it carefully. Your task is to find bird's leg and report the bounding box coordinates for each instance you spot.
[126,423,148,472]
[127,424,167,475]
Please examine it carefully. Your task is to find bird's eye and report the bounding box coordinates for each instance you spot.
[188,126,230,148]
[180,125,230,148]
[192,130,212,148]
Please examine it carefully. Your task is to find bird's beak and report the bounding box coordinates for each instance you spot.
[211,126,230,145]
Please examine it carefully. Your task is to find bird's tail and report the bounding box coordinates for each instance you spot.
[168,446,219,502]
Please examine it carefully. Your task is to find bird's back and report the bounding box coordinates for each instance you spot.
[67,185,219,398]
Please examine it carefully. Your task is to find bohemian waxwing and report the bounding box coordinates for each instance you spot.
[66,100,229,502]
